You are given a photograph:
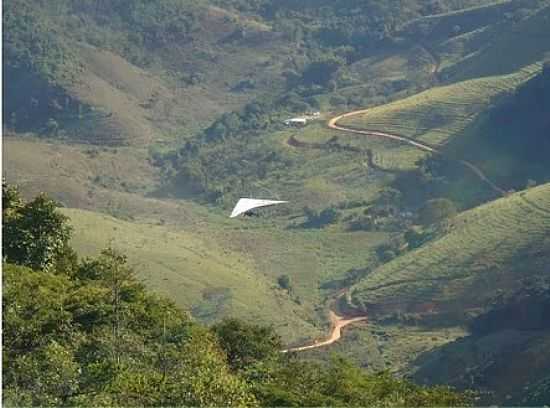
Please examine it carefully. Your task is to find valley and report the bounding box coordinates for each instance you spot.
[3,0,550,405]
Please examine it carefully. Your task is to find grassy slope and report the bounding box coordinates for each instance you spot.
[2,136,160,211]
[335,61,545,201]
[61,208,320,343]
[351,183,550,320]
[444,4,550,81]
[340,64,541,149]
[335,3,549,175]
[5,0,549,358]
[57,200,386,344]
[6,2,292,146]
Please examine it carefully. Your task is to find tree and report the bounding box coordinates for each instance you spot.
[3,184,72,271]
[174,161,207,194]
[378,187,402,212]
[405,226,432,249]
[253,354,471,407]
[3,256,256,408]
[301,57,344,86]
[418,198,457,226]
[329,94,347,106]
[206,122,227,142]
[46,118,59,136]
[319,207,341,225]
[3,263,78,406]
[348,216,374,231]
[277,274,292,291]
[213,319,282,371]
[282,69,301,88]
[76,248,141,367]
[2,180,23,213]
[302,206,341,228]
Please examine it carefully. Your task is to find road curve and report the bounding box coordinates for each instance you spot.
[327,110,507,196]
[282,311,367,353]
[283,97,506,353]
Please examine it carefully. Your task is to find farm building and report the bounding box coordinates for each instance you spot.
[284,117,307,127]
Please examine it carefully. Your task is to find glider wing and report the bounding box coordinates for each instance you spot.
[230,198,288,218]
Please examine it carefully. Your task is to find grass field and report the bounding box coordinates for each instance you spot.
[351,183,550,320]
[62,207,322,344]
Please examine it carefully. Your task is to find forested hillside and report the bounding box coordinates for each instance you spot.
[3,0,517,146]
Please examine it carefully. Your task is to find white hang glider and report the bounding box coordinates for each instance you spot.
[230,198,288,218]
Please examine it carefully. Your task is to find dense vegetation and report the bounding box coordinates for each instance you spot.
[3,0,512,142]
[2,183,470,406]
[4,0,550,406]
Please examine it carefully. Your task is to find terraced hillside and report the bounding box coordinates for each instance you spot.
[443,3,550,81]
[340,63,541,149]
[350,183,550,322]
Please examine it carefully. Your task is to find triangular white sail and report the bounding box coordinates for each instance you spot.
[230,198,288,218]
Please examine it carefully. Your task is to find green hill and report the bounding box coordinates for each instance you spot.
[350,182,550,323]
[61,208,318,343]
[442,4,550,81]
[340,63,540,148]
[61,206,386,345]
[3,0,292,145]
[3,185,470,407]
[5,0,525,147]
[4,1,550,404]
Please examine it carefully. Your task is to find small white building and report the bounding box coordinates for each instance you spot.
[284,117,307,127]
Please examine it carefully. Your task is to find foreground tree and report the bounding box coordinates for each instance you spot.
[213,319,282,371]
[2,182,73,271]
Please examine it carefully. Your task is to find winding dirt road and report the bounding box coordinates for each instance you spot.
[283,311,367,353]
[283,51,507,352]
[283,101,506,353]
[328,110,507,196]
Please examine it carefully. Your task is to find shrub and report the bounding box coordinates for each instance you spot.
[418,198,457,226]
[277,274,292,291]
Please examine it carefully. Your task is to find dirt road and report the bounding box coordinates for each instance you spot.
[283,81,506,353]
[327,110,507,196]
[282,311,367,353]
